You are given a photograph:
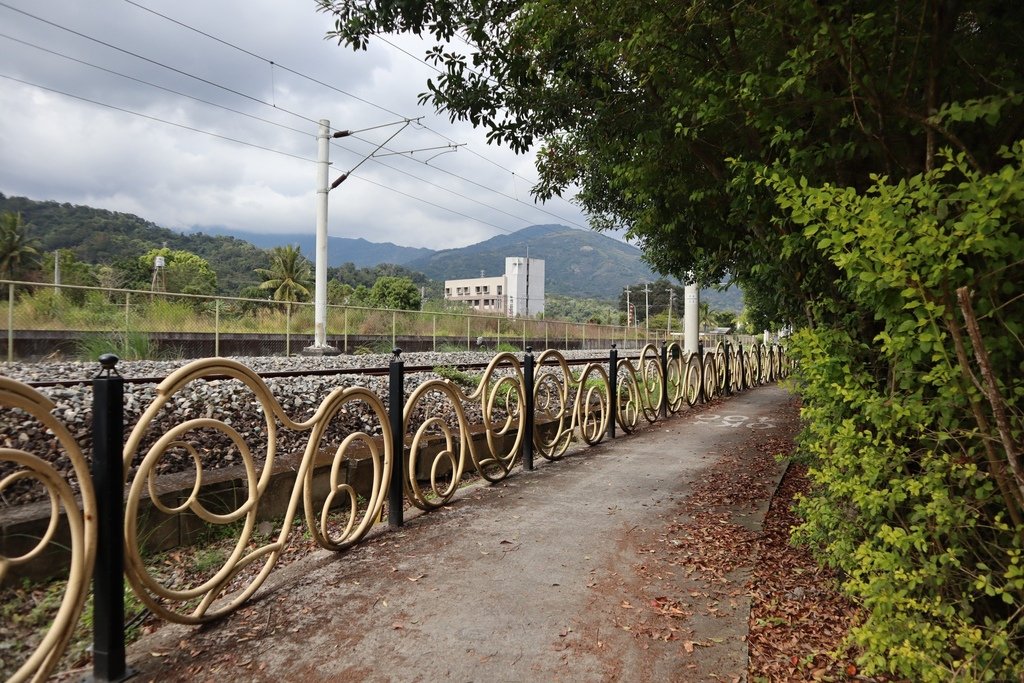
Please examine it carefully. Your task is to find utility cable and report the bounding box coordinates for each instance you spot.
[0,72,316,164]
[1,73,524,237]
[117,0,587,226]
[0,32,315,140]
[1,1,583,233]
[118,0,568,198]
[0,2,329,132]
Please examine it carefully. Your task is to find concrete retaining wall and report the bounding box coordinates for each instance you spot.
[1,422,538,583]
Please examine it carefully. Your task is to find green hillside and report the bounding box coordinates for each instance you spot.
[0,193,268,294]
[0,195,743,312]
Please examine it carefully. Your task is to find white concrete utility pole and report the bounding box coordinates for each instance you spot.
[666,289,675,335]
[303,116,446,356]
[624,287,632,329]
[642,283,651,341]
[684,282,699,354]
[304,119,341,355]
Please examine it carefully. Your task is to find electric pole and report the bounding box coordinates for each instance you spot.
[642,283,651,342]
[624,287,631,328]
[304,119,345,356]
[684,280,699,354]
[303,117,438,355]
[666,289,675,335]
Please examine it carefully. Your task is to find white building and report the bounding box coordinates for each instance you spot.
[443,257,545,317]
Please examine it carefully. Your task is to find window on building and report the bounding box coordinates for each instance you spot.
[445,288,451,296]
[497,285,502,295]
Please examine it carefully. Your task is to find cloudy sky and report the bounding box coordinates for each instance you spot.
[0,0,595,250]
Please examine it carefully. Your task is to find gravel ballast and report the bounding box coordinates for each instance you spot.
[0,350,610,506]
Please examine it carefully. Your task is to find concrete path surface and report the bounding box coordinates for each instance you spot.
[126,385,796,682]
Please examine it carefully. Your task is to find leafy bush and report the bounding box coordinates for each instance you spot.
[770,146,1024,680]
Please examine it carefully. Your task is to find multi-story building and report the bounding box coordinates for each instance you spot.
[443,257,545,317]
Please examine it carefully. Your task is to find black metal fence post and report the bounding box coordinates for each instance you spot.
[388,348,405,528]
[738,342,745,391]
[91,353,132,682]
[608,344,618,438]
[697,341,706,404]
[523,347,535,471]
[660,341,668,419]
[724,340,732,396]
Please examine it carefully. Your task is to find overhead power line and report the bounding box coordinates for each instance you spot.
[1,1,588,235]
[0,72,315,164]
[119,0,586,221]
[0,32,315,140]
[1,72,527,235]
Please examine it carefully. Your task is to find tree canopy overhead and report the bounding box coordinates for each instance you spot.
[322,2,1024,677]
[321,0,1023,326]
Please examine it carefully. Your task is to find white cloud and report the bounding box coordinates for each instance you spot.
[0,0,592,251]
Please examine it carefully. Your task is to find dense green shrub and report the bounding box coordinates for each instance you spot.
[769,145,1024,679]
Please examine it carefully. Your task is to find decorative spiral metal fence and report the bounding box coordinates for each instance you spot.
[0,378,96,683]
[0,341,789,681]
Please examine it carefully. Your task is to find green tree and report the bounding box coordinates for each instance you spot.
[43,249,96,287]
[322,12,1024,678]
[255,245,312,302]
[141,248,218,296]
[327,279,353,305]
[367,276,421,310]
[322,0,1022,326]
[0,212,41,280]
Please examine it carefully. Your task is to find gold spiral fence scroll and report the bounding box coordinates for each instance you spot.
[664,343,687,413]
[614,356,640,434]
[729,344,743,393]
[714,342,728,394]
[404,353,524,510]
[122,358,391,624]
[0,377,96,683]
[682,350,702,406]
[532,350,610,460]
[702,349,718,401]
[637,344,663,422]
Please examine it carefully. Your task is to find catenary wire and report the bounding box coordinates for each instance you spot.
[1,72,522,234]
[2,2,584,234]
[118,0,587,219]
[0,32,315,140]
[0,32,539,231]
[7,0,586,229]
[0,73,315,164]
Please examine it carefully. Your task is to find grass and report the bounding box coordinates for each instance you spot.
[432,365,480,390]
[0,573,149,680]
[76,330,170,361]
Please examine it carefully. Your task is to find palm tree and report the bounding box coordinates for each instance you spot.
[255,245,312,302]
[0,212,40,280]
[698,301,715,332]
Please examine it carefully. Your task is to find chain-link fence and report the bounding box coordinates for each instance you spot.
[1,280,754,361]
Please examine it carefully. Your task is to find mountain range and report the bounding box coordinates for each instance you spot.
[0,193,742,309]
[190,226,434,269]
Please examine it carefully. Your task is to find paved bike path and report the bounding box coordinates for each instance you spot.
[126,386,795,682]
